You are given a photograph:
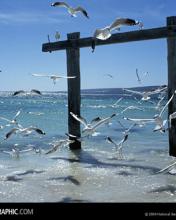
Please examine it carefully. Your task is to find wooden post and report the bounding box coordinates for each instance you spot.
[167,16,176,156]
[66,32,81,150]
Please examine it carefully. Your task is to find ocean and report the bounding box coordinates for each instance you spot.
[0,88,175,203]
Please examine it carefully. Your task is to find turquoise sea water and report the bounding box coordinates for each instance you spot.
[0,89,175,202]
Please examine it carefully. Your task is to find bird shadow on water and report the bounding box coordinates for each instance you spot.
[50,149,161,174]
[47,175,80,186]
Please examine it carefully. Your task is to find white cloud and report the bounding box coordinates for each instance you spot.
[0,11,68,25]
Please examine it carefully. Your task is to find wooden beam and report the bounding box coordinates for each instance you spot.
[66,32,81,150]
[167,17,176,157]
[42,26,176,52]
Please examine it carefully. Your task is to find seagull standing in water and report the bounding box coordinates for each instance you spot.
[106,134,129,159]
[51,2,89,18]
[70,112,116,137]
[32,74,76,85]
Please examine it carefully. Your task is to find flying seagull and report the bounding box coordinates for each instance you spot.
[106,134,129,159]
[51,2,89,18]
[156,160,176,174]
[2,147,35,159]
[45,138,74,155]
[136,68,141,84]
[4,126,45,140]
[92,17,143,52]
[12,89,42,96]
[70,112,116,136]
[123,86,167,101]
[152,91,176,132]
[0,110,22,128]
[32,73,76,85]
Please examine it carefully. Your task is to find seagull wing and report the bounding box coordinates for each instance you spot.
[109,18,125,31]
[91,117,102,124]
[57,75,76,79]
[70,112,87,127]
[74,7,89,18]
[106,136,117,147]
[5,128,19,139]
[136,69,141,83]
[28,127,45,135]
[45,141,64,154]
[156,161,176,174]
[123,88,143,96]
[12,90,25,96]
[0,117,11,123]
[51,2,70,8]
[31,89,42,95]
[92,113,116,130]
[32,74,51,78]
[13,110,21,120]
[159,92,175,117]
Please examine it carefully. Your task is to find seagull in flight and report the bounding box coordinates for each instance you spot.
[32,73,76,85]
[2,146,36,159]
[123,117,155,127]
[0,110,22,128]
[106,134,129,159]
[45,138,75,155]
[123,86,167,101]
[92,18,143,52]
[4,126,45,140]
[117,120,137,135]
[152,91,176,132]
[70,112,116,136]
[12,89,42,96]
[156,160,176,174]
[136,68,142,84]
[51,2,89,18]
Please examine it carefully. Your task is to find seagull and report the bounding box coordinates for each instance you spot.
[136,68,141,84]
[92,18,143,52]
[4,126,45,140]
[106,134,129,159]
[70,112,116,136]
[153,91,176,132]
[32,73,76,85]
[45,138,74,155]
[2,146,35,159]
[156,160,176,174]
[121,105,143,114]
[12,89,42,96]
[55,31,61,40]
[94,17,143,41]
[123,86,167,101]
[110,97,123,108]
[123,117,155,127]
[117,120,137,135]
[0,110,22,128]
[51,2,89,18]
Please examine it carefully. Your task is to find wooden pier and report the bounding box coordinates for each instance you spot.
[42,16,176,156]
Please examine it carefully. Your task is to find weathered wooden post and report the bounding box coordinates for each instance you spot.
[66,32,81,149]
[167,16,176,156]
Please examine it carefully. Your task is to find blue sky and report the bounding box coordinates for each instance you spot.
[0,0,175,91]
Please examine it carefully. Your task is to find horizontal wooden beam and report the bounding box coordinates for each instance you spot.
[42,26,176,52]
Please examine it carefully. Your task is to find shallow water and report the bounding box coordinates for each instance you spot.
[0,90,175,203]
